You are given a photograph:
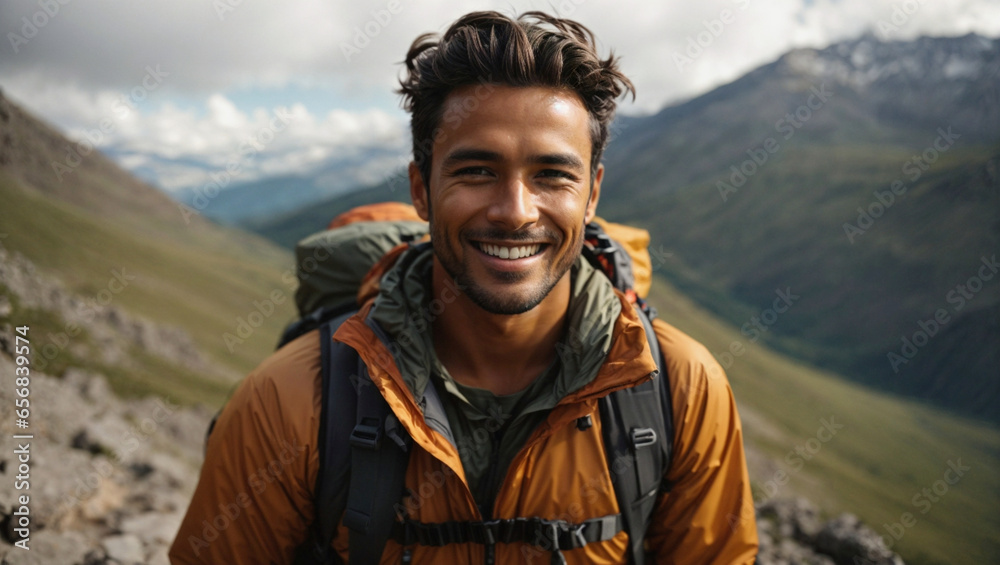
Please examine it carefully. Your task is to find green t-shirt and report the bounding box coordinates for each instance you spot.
[432,358,560,517]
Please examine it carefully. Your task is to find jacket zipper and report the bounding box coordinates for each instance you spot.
[482,429,503,565]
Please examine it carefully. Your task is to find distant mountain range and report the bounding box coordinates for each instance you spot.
[247,32,1000,423]
[173,144,407,225]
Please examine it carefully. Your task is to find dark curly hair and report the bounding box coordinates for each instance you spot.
[398,10,635,186]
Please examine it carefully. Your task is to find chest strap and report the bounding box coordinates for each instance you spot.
[390,513,621,551]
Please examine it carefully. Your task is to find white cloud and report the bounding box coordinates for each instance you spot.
[39,87,408,191]
[1,0,997,191]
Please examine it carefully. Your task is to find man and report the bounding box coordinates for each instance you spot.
[170,11,757,564]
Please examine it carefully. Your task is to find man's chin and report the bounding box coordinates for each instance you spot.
[469,294,543,316]
[459,278,550,316]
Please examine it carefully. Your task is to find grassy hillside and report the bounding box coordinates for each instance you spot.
[590,36,1000,422]
[606,132,1000,419]
[0,91,301,400]
[0,171,297,400]
[647,275,1000,565]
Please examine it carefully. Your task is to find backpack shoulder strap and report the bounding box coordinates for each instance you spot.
[292,312,412,565]
[599,306,674,565]
[276,302,360,350]
[294,314,354,564]
[342,354,412,564]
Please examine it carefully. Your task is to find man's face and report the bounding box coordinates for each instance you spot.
[409,84,602,315]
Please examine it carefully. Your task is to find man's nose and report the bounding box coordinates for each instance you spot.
[485,177,540,231]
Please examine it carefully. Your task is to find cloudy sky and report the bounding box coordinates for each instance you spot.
[2,0,998,194]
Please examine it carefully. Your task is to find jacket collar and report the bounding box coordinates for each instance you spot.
[354,243,657,406]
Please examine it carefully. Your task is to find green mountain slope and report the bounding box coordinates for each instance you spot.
[0,91,297,402]
[648,275,1000,565]
[596,34,1000,422]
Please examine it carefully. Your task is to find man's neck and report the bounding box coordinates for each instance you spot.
[430,261,570,396]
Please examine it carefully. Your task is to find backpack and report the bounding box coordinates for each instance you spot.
[212,204,674,564]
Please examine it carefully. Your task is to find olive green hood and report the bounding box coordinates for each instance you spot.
[368,243,622,407]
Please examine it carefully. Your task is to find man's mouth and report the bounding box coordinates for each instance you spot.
[476,242,544,260]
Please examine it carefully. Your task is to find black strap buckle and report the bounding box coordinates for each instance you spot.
[531,519,560,549]
[630,427,657,449]
[350,419,383,450]
[470,520,501,545]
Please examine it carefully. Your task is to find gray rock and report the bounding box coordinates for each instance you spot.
[755,500,905,565]
[101,534,144,565]
[119,511,182,546]
[146,546,171,565]
[814,513,905,565]
[64,369,113,405]
[0,529,93,565]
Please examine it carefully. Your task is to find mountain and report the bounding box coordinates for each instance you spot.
[248,33,1000,423]
[0,88,297,391]
[241,174,412,246]
[597,32,1000,421]
[174,145,407,225]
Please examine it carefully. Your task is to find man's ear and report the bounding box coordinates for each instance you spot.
[584,163,603,224]
[409,161,430,221]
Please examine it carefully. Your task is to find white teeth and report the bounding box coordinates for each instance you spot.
[479,243,541,260]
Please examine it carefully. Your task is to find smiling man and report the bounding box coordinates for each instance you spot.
[171,11,757,565]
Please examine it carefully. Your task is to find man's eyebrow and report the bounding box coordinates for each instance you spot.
[442,149,502,168]
[441,149,585,172]
[529,153,585,171]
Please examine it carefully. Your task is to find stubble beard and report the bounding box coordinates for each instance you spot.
[432,224,582,316]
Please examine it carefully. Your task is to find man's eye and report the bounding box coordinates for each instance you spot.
[538,169,575,180]
[454,166,492,176]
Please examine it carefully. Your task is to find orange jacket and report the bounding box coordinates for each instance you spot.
[170,257,758,564]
